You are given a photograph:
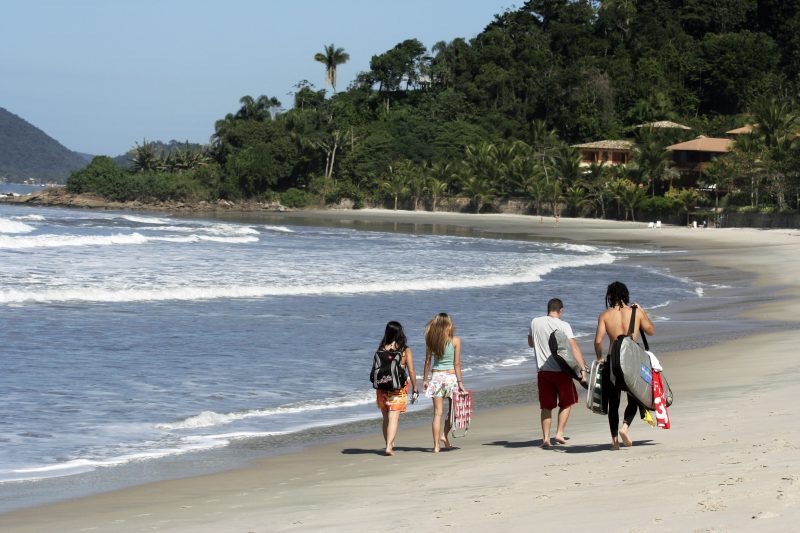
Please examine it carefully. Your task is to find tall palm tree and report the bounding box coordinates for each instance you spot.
[751,96,799,210]
[552,145,583,185]
[427,178,448,212]
[314,44,350,93]
[460,175,495,213]
[632,131,672,196]
[563,184,591,217]
[382,165,409,210]
[518,170,548,216]
[427,161,455,211]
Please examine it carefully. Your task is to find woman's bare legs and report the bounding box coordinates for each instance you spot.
[431,397,444,453]
[384,410,400,456]
[441,398,453,449]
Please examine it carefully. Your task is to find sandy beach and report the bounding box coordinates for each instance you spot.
[2,210,800,532]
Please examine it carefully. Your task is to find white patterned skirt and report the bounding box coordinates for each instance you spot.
[425,372,458,398]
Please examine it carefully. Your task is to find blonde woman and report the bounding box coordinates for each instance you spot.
[423,313,466,453]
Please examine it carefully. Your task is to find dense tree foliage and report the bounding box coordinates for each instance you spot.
[68,0,800,219]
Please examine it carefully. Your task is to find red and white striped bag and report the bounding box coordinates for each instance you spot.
[652,372,671,429]
[449,390,472,438]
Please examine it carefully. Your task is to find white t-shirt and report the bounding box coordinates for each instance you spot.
[529,315,576,372]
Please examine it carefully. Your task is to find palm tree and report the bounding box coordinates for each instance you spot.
[235,95,280,121]
[731,133,766,207]
[396,160,426,210]
[427,178,448,212]
[751,96,799,210]
[552,145,583,185]
[520,172,548,217]
[612,179,647,222]
[583,162,610,218]
[382,165,409,210]
[314,44,350,93]
[129,140,161,173]
[460,175,495,213]
[563,185,591,217]
[632,131,672,196]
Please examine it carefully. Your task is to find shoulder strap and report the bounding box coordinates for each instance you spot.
[628,305,650,351]
[627,305,637,336]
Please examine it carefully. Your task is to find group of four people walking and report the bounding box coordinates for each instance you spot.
[375,281,653,454]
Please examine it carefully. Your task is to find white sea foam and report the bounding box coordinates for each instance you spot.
[157,391,376,430]
[0,217,35,234]
[204,224,260,236]
[555,243,598,253]
[0,437,234,483]
[0,252,615,304]
[695,287,705,297]
[119,215,172,224]
[481,355,529,371]
[262,225,294,233]
[12,214,45,221]
[0,232,258,249]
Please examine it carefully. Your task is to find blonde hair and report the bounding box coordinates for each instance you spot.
[425,312,454,359]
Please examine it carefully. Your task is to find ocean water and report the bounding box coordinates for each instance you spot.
[0,203,701,492]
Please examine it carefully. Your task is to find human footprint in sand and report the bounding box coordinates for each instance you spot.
[594,281,655,450]
[422,313,466,453]
[528,298,587,448]
[374,321,417,456]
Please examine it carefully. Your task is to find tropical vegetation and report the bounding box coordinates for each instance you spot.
[68,1,800,222]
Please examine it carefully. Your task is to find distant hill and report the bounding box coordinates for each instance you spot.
[0,107,88,183]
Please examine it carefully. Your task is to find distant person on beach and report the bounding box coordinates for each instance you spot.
[374,321,418,456]
[594,281,655,450]
[422,313,466,453]
[528,298,587,448]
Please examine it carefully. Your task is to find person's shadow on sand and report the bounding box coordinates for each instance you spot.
[483,439,656,453]
[341,446,431,455]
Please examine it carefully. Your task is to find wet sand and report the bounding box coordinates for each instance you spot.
[2,210,799,532]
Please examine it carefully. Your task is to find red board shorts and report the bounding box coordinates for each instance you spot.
[537,370,578,410]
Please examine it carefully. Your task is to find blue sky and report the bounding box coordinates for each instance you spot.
[1,0,516,156]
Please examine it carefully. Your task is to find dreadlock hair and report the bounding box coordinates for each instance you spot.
[605,281,630,309]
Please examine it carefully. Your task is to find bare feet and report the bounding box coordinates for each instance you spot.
[384,449,394,456]
[541,440,552,449]
[433,446,440,454]
[554,435,568,445]
[619,427,633,447]
[611,443,620,451]
[441,436,452,450]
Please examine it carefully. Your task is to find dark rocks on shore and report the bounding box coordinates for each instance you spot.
[0,187,288,213]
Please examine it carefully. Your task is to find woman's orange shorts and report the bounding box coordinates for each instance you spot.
[376,382,409,412]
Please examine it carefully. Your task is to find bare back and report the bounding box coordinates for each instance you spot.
[594,304,655,359]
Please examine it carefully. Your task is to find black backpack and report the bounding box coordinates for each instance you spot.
[369,348,407,390]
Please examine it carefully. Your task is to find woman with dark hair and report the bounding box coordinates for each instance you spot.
[594,281,655,450]
[375,321,417,456]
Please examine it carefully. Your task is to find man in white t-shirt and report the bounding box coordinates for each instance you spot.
[528,298,587,448]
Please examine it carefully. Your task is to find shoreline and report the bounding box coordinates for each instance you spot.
[1,208,799,530]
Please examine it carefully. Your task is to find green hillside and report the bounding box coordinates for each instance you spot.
[0,107,88,183]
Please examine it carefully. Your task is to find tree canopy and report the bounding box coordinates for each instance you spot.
[68,0,800,218]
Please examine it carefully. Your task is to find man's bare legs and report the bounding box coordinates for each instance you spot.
[554,405,571,444]
[541,406,572,447]
[540,408,553,447]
